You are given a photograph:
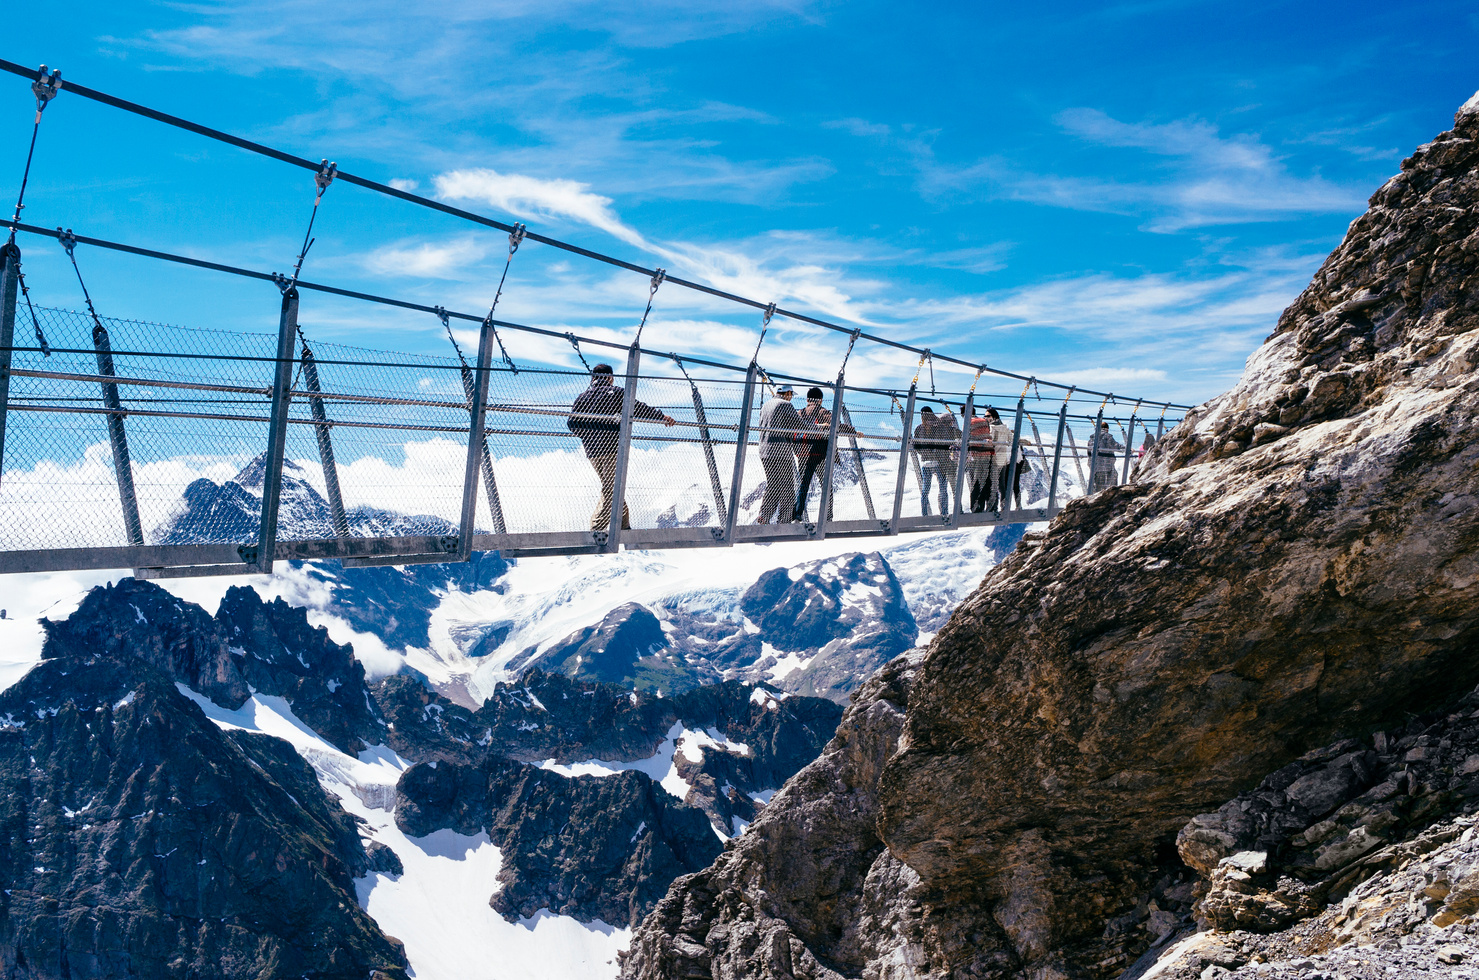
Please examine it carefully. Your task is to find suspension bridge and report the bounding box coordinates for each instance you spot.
[0,60,1190,579]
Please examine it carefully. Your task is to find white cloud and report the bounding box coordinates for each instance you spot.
[921,109,1370,231]
[435,169,652,250]
[364,236,489,279]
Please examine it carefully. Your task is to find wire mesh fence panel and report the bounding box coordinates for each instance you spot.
[282,335,473,540]
[0,307,276,550]
[620,366,748,532]
[482,366,618,535]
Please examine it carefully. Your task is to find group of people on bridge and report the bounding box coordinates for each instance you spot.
[563,362,1143,533]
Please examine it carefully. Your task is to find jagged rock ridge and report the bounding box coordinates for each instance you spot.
[621,93,1479,980]
[0,577,842,975]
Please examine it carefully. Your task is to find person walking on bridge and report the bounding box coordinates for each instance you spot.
[567,363,674,531]
[1092,421,1123,492]
[913,406,958,516]
[966,406,996,513]
[756,384,803,524]
[793,386,855,523]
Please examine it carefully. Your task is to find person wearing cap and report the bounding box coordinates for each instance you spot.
[755,383,803,524]
[567,363,674,530]
[792,386,854,523]
[912,406,958,516]
[1092,421,1122,492]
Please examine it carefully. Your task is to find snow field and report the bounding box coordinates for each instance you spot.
[176,683,630,980]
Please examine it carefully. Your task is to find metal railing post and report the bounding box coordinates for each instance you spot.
[255,288,300,572]
[950,394,974,526]
[689,381,728,529]
[457,317,498,560]
[458,357,506,538]
[1086,409,1104,496]
[722,362,758,544]
[1005,398,1026,513]
[300,342,348,538]
[889,384,917,533]
[605,343,641,553]
[92,323,144,546]
[1120,416,1137,485]
[0,243,17,489]
[841,404,875,521]
[813,375,846,541]
[1047,402,1067,511]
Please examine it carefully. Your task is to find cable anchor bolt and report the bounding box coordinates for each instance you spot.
[56,227,77,256]
[313,160,337,203]
[649,268,666,295]
[434,305,450,328]
[31,66,62,115]
[508,222,527,254]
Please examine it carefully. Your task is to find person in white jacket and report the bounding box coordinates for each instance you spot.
[755,385,803,523]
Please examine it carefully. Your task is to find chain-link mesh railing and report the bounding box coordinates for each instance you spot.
[0,302,1182,570]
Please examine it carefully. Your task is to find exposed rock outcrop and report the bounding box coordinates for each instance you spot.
[623,93,1479,979]
[0,654,408,979]
[397,755,723,928]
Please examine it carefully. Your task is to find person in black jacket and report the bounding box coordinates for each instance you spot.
[567,363,674,530]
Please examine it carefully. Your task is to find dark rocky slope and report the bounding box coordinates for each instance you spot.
[621,92,1479,980]
[0,653,408,979]
[2,576,843,976]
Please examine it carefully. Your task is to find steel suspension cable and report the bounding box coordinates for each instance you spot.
[5,65,60,247]
[750,301,777,365]
[632,268,665,346]
[0,58,1192,411]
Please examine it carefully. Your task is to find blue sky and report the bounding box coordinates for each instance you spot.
[3,0,1476,406]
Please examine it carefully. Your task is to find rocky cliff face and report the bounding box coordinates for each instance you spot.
[0,639,408,979]
[622,93,1479,980]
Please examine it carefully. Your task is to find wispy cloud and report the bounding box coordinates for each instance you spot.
[920,108,1369,231]
[435,169,652,250]
[363,236,490,279]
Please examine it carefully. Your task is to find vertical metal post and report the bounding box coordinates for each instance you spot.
[92,324,144,546]
[689,383,728,528]
[1086,409,1104,496]
[1047,403,1068,511]
[1157,417,1165,441]
[605,344,641,553]
[255,288,300,572]
[722,362,758,545]
[840,404,874,520]
[889,384,917,533]
[0,243,17,488]
[458,360,507,537]
[813,376,846,540]
[457,318,498,560]
[950,394,974,526]
[1004,398,1026,514]
[300,343,348,538]
[1120,416,1137,485]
